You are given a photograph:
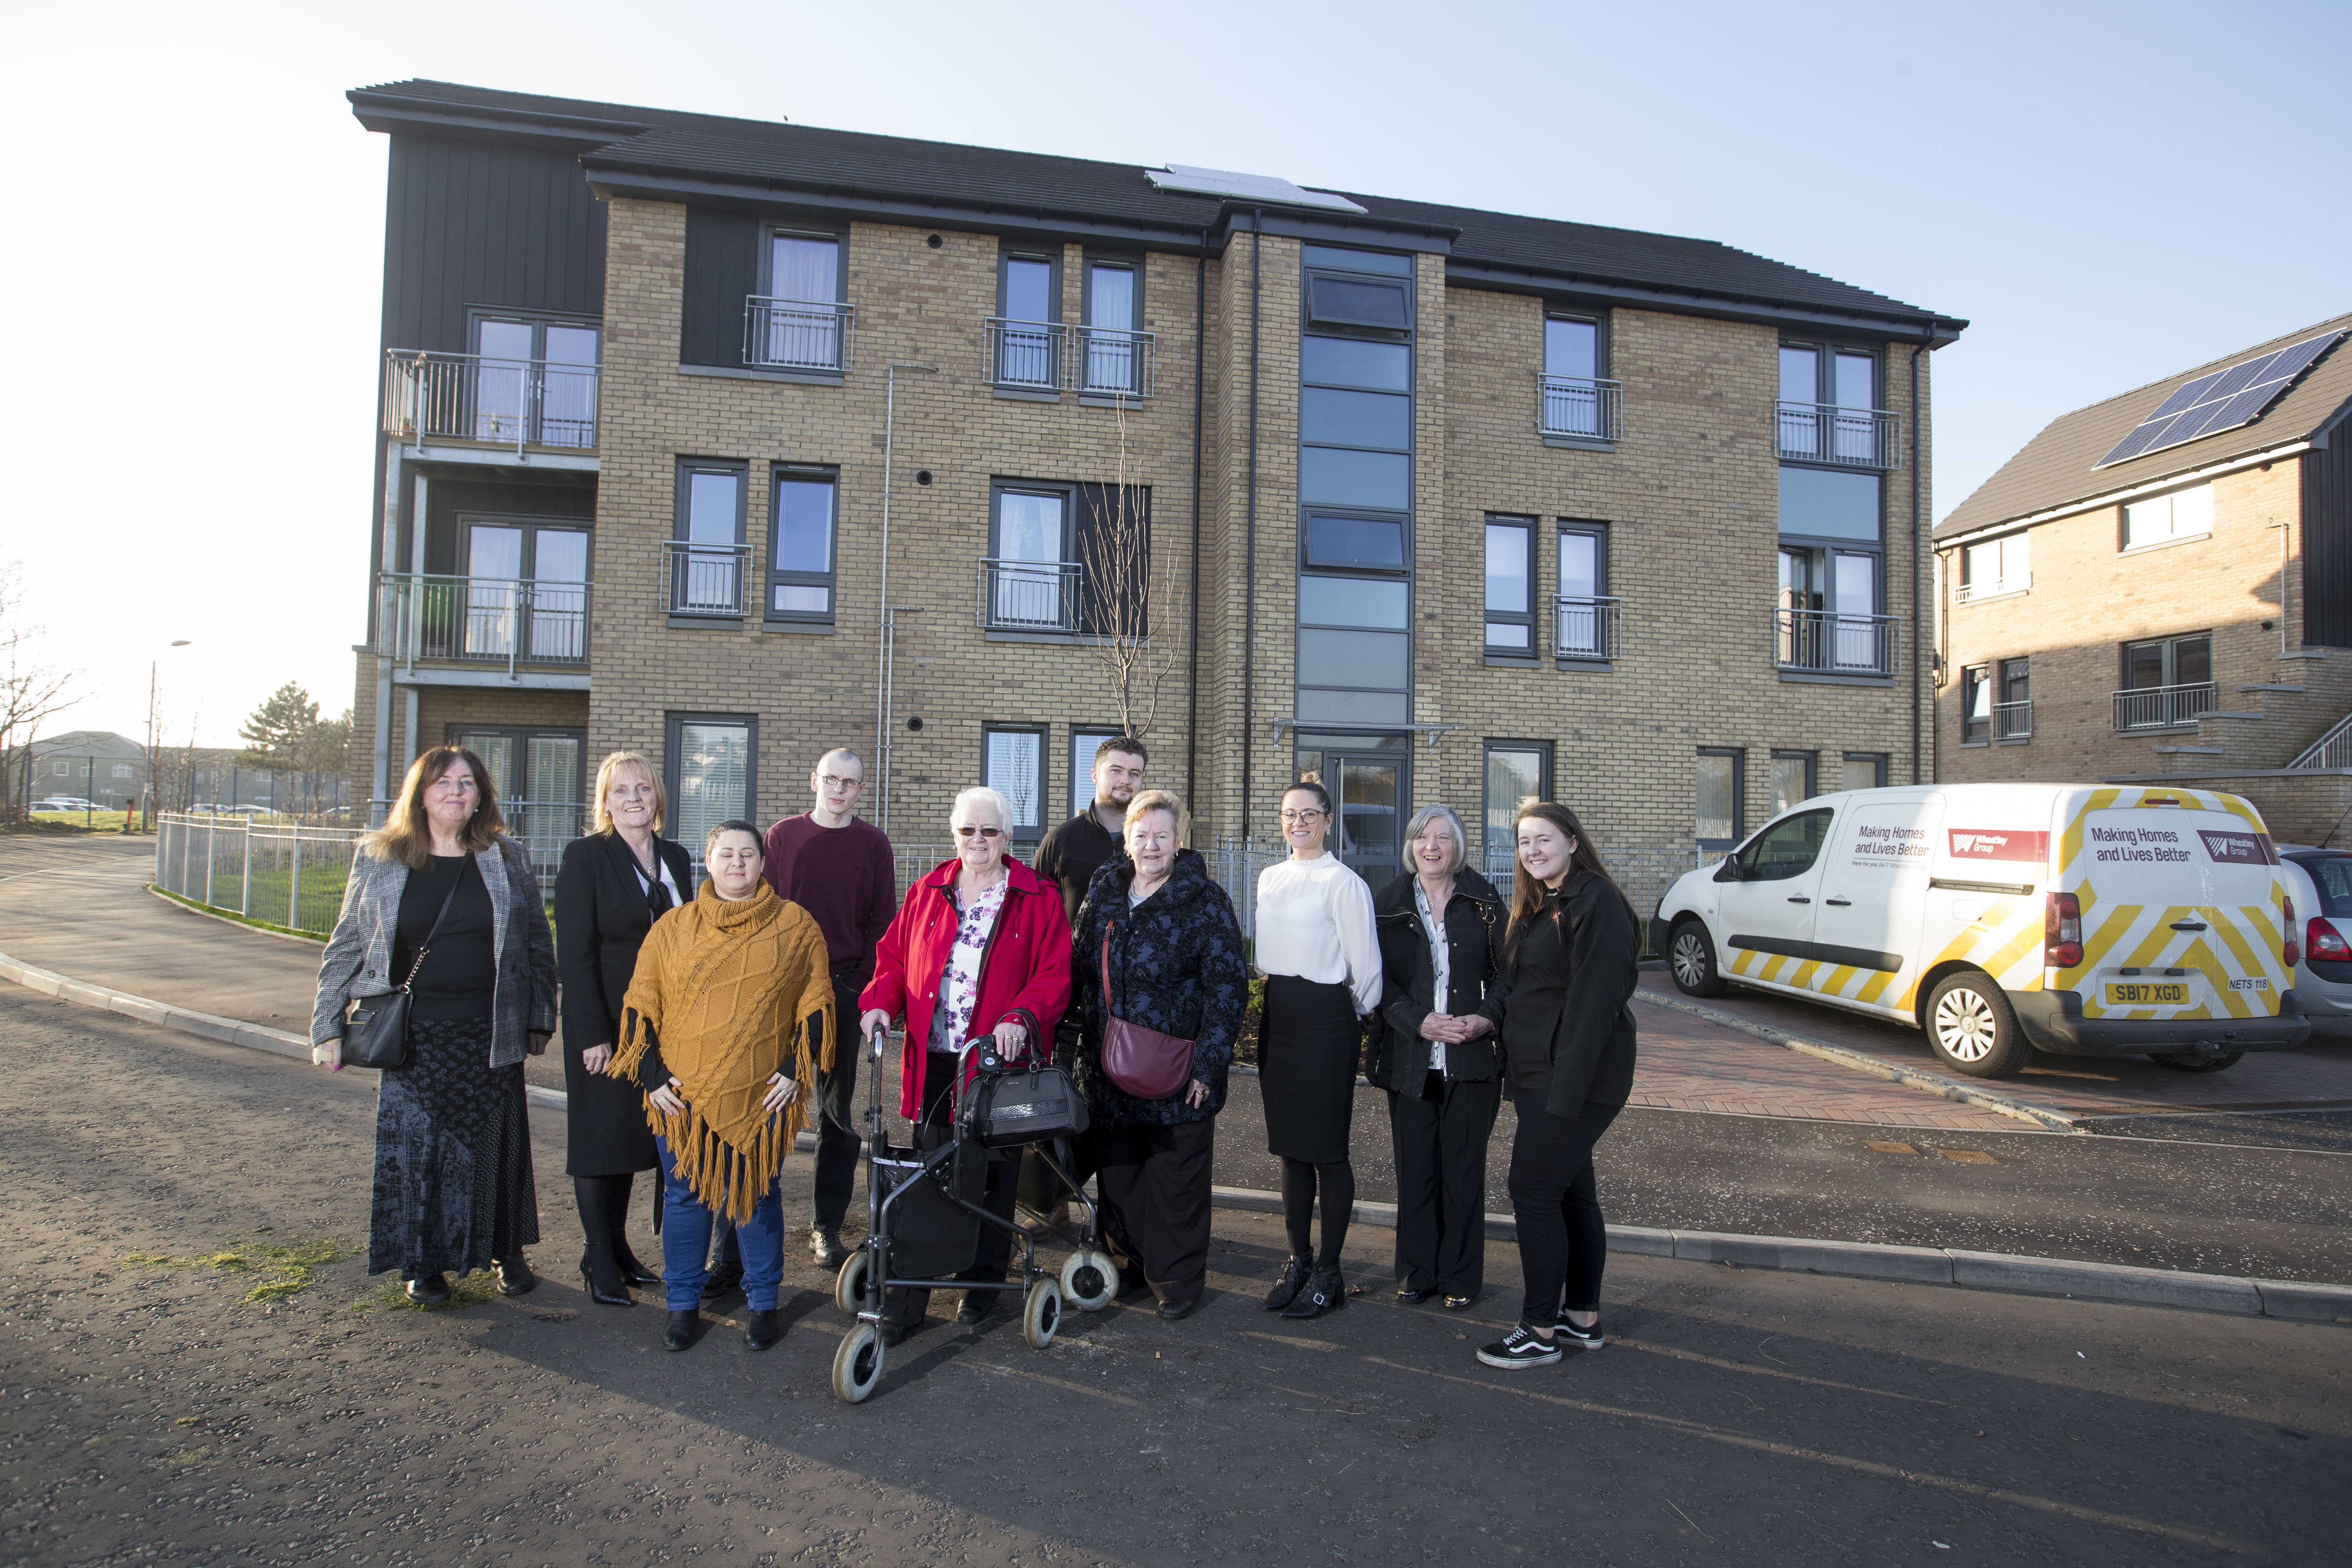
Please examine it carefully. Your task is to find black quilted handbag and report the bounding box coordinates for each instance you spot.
[968,1063,1091,1149]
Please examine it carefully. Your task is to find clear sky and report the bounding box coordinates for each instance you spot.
[4,0,2344,747]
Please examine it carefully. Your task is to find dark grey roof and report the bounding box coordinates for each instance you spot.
[351,79,1960,334]
[1938,311,2352,539]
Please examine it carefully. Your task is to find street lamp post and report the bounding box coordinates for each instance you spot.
[144,640,192,830]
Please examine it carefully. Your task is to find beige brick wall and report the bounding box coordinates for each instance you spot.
[1936,460,2352,784]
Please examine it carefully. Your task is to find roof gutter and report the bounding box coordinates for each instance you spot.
[1938,440,2317,548]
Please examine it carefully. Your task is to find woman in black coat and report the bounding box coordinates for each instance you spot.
[1068,791,1248,1320]
[554,750,695,1306]
[1478,801,1640,1372]
[1371,804,1509,1311]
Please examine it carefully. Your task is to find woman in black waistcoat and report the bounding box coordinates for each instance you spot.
[1478,801,1640,1372]
[554,750,695,1306]
[1370,803,1508,1311]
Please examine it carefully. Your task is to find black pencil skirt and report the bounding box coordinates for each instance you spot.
[1259,975,1360,1164]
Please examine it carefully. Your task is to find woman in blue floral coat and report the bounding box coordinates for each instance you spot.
[1068,789,1248,1320]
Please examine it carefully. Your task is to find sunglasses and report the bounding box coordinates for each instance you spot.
[953,824,1005,840]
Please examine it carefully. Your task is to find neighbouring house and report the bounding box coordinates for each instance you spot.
[345,79,1965,896]
[1935,312,2352,842]
[16,730,146,810]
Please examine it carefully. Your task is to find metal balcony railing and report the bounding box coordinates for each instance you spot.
[1775,401,1901,469]
[377,574,590,674]
[1774,608,1900,676]
[2112,682,2217,732]
[2288,712,2352,769]
[743,296,854,372]
[1553,595,1623,659]
[1994,699,2034,740]
[665,542,752,618]
[985,320,1156,397]
[978,558,1082,632]
[1539,374,1623,441]
[1954,575,2030,604]
[381,349,598,452]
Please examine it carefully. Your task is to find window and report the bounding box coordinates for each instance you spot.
[450,725,586,853]
[1736,808,1834,882]
[1482,742,1552,876]
[665,715,756,871]
[1555,523,1612,659]
[470,313,600,448]
[111,764,133,780]
[671,460,748,617]
[1303,512,1406,571]
[769,467,837,622]
[1961,663,1992,744]
[2122,484,2214,549]
[1697,749,1744,853]
[983,725,1047,842]
[1546,317,1598,382]
[1959,532,2030,600]
[1541,315,1612,438]
[1769,751,1816,815]
[996,253,1059,387]
[1070,729,1122,816]
[2117,634,2215,730]
[1485,516,1534,653]
[753,230,847,371]
[1999,657,2032,739]
[1081,259,1141,394]
[1779,467,1882,542]
[1777,544,1886,672]
[988,482,1076,630]
[1301,249,1413,336]
[459,518,589,660]
[1778,343,1882,465]
[1841,754,1887,791]
[52,760,69,776]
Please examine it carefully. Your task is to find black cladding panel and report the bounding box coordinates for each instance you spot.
[378,135,607,355]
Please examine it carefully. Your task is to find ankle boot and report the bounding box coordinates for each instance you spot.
[608,1174,661,1286]
[1263,1254,1313,1312]
[1280,1266,1346,1320]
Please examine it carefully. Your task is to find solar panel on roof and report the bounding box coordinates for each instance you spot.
[1145,164,1367,214]
[2096,330,2347,467]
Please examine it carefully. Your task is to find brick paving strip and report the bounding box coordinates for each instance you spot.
[9,944,2347,1329]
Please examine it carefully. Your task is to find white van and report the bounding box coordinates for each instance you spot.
[1651,783,2308,1078]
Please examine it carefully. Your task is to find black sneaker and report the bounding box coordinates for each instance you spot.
[1554,1312,1605,1350]
[1477,1324,1563,1370]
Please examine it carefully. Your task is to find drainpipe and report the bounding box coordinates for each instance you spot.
[1186,246,1206,808]
[1241,209,1263,840]
[1910,340,1925,786]
[874,362,938,833]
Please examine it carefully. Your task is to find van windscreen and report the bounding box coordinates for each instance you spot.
[2291,855,2352,916]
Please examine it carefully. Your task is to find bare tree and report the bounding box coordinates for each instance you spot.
[1078,399,1185,739]
[0,563,81,825]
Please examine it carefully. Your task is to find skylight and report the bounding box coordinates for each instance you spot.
[1145,165,1367,214]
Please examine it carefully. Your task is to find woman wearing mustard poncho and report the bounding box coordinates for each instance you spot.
[612,819,834,1354]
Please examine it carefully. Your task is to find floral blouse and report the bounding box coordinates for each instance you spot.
[925,874,1011,1054]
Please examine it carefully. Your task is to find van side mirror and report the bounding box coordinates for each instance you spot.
[1713,860,1742,883]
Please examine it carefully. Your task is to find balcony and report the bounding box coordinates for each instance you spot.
[666,542,752,619]
[1539,375,1623,442]
[2113,682,2217,732]
[1954,574,2031,604]
[381,349,598,454]
[743,296,854,373]
[377,574,589,677]
[978,558,1083,633]
[1994,699,2033,740]
[985,320,1156,398]
[1553,595,1622,660]
[1775,401,1901,469]
[1774,607,1900,677]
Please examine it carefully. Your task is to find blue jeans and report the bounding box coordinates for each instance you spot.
[657,1134,784,1312]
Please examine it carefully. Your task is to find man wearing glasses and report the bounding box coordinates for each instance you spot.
[763,748,897,1270]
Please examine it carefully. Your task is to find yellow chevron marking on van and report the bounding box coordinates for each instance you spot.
[2116,907,2185,973]
[1858,969,1902,1005]
[2058,790,2127,877]
[1818,965,1858,996]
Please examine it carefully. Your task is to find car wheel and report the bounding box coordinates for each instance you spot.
[2152,1049,2244,1073]
[1668,919,1726,998]
[1924,970,2032,1078]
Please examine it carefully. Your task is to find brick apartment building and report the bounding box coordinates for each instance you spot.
[1935,313,2352,841]
[346,80,1965,887]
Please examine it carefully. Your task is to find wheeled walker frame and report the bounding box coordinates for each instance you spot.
[830,1026,1118,1403]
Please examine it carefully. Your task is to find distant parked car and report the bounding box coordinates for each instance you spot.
[2278,847,2352,1022]
[34,797,98,812]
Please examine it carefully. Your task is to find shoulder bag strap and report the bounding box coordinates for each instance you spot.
[399,866,467,994]
[1099,922,1115,1014]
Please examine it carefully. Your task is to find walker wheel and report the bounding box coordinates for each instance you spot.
[1060,1249,1117,1313]
[831,1322,884,1404]
[1022,1278,1062,1349]
[834,1249,871,1318]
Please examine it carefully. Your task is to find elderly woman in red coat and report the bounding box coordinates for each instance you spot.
[860,784,1071,1342]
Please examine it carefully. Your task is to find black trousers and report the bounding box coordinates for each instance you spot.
[1388,1073,1501,1296]
[1505,1091,1620,1325]
[810,967,868,1234]
[1091,1118,1217,1305]
[887,1049,1019,1329]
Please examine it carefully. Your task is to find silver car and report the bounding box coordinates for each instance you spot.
[2278,845,2352,1019]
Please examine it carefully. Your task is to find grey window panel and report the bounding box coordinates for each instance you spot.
[1298,627,1409,688]
[1004,257,1054,321]
[1296,688,1411,724]
[773,585,829,614]
[1301,447,1411,510]
[1302,336,1411,391]
[1486,622,1533,649]
[1778,466,1881,541]
[1299,574,1408,629]
[1779,346,1818,404]
[1301,245,1414,276]
[1301,387,1412,450]
[1545,318,1597,381]
[773,478,833,572]
[1303,513,1406,569]
[1307,275,1410,331]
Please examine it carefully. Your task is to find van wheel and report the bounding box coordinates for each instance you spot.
[1925,971,2032,1078]
[2152,1050,2243,1073]
[1668,920,1726,998]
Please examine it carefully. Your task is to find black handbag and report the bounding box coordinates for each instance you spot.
[341,868,464,1070]
[967,1059,1091,1148]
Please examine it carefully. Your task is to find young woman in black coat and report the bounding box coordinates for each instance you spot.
[553,750,695,1306]
[1370,803,1509,1310]
[1068,791,1248,1320]
[1478,801,1640,1371]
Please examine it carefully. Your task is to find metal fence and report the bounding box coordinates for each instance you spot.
[380,349,598,451]
[1553,595,1622,660]
[985,319,1156,397]
[1774,401,1900,469]
[743,296,854,372]
[978,558,1083,631]
[1774,608,1901,676]
[1538,373,1623,441]
[2112,681,2217,732]
[2288,712,2352,770]
[377,573,590,670]
[155,812,363,937]
[666,542,752,617]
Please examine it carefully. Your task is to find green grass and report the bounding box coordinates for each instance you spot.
[126,1233,360,1303]
[151,885,328,942]
[358,1271,501,1314]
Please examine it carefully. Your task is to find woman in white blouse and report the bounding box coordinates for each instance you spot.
[1253,779,1382,1320]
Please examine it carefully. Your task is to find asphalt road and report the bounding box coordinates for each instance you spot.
[5,990,2348,1566]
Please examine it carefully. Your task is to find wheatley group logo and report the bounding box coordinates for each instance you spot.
[1946,829,2048,862]
[2196,829,2278,865]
